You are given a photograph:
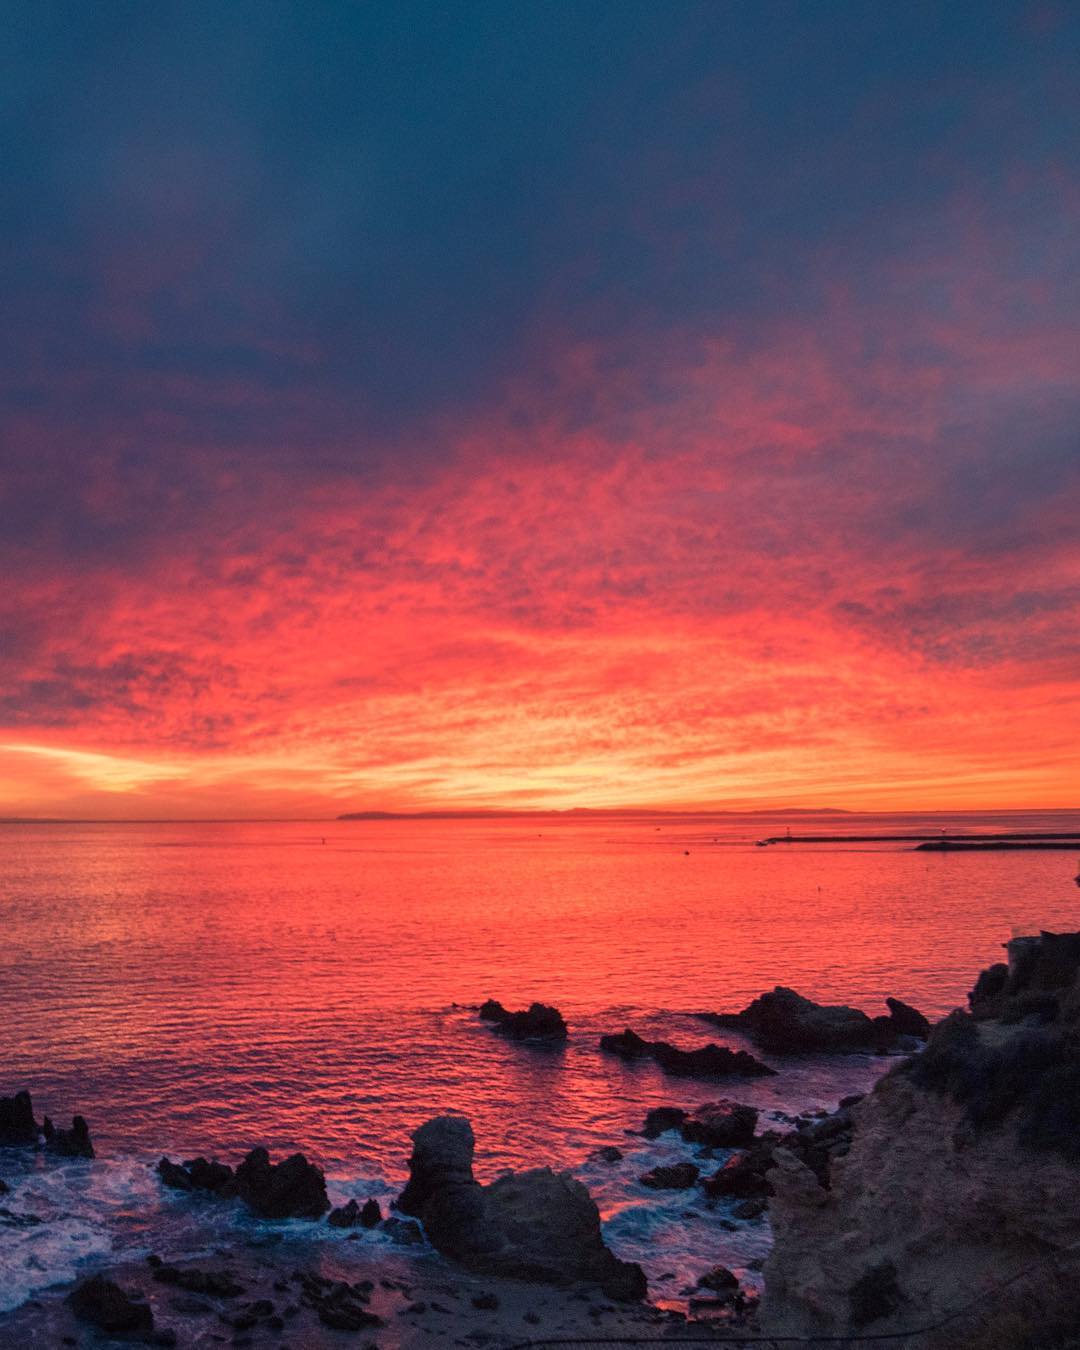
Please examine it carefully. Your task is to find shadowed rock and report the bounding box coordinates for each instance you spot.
[0,1091,38,1146]
[478,999,568,1040]
[600,1027,775,1078]
[328,1198,361,1228]
[157,1156,234,1193]
[969,930,1080,1023]
[702,986,928,1054]
[641,1106,687,1137]
[640,1161,699,1189]
[42,1113,94,1158]
[360,1197,382,1227]
[0,1090,94,1156]
[395,1114,646,1301]
[680,1101,758,1148]
[67,1274,154,1337]
[231,1147,330,1219]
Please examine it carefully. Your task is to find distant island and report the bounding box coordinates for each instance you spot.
[337,807,854,820]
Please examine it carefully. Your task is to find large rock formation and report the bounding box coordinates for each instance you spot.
[396,1115,646,1301]
[599,1027,776,1078]
[478,1000,568,1041]
[762,931,1080,1341]
[702,987,929,1054]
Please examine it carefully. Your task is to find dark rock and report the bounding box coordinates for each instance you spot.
[732,1198,767,1219]
[969,961,1009,1016]
[698,1265,739,1294]
[0,1179,8,1195]
[680,1101,758,1148]
[702,1145,776,1200]
[884,998,931,1039]
[600,1028,775,1079]
[472,1292,499,1309]
[0,1090,38,1146]
[703,986,928,1054]
[360,1197,382,1227]
[152,1265,245,1298]
[640,1162,699,1189]
[157,1156,234,1193]
[396,1114,646,1301]
[478,1000,568,1041]
[231,1147,330,1219]
[849,1260,903,1326]
[67,1274,154,1337]
[641,1106,687,1137]
[328,1198,361,1228]
[382,1216,426,1244]
[593,1146,623,1163]
[42,1113,94,1158]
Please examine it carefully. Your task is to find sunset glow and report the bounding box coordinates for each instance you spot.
[2,4,1078,818]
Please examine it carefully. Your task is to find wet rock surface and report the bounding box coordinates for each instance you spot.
[478,999,569,1040]
[157,1146,329,1217]
[67,1274,158,1339]
[702,986,929,1054]
[600,1027,776,1078]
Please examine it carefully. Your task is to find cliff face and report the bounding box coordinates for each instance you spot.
[762,931,1080,1341]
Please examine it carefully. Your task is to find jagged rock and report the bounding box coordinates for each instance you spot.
[360,1197,382,1227]
[157,1155,234,1193]
[599,1028,775,1078]
[42,1114,94,1158]
[328,1198,360,1228]
[67,1274,154,1336]
[231,1148,330,1218]
[295,1270,382,1330]
[0,1091,38,1145]
[702,1143,777,1200]
[969,930,1080,1023]
[593,1145,623,1163]
[479,999,568,1040]
[395,1114,646,1300]
[703,986,928,1054]
[680,1101,758,1148]
[640,1162,699,1189]
[641,1106,687,1137]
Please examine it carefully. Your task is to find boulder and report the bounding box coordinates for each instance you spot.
[230,1148,330,1219]
[702,986,928,1054]
[478,1000,568,1041]
[360,1197,382,1227]
[680,1101,758,1148]
[698,1265,740,1295]
[640,1162,699,1189]
[67,1274,154,1337]
[969,930,1080,1024]
[395,1114,646,1300]
[600,1028,776,1079]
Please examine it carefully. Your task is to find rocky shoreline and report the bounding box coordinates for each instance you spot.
[8,936,1080,1349]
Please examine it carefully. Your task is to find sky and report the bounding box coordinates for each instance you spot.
[1,1,1078,818]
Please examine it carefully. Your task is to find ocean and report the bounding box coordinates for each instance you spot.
[2,810,1078,1312]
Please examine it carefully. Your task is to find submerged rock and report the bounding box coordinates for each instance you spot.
[599,1028,776,1079]
[395,1114,646,1301]
[478,999,568,1040]
[702,986,929,1054]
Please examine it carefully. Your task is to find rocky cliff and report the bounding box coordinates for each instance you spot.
[762,930,1080,1345]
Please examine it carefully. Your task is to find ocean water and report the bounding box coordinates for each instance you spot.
[2,810,1079,1313]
